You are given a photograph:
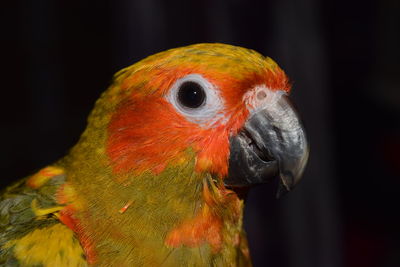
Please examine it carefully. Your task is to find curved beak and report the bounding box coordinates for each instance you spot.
[225,93,309,197]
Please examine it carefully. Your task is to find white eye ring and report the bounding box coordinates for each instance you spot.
[166,74,226,127]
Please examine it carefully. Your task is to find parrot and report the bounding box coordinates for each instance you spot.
[0,43,309,266]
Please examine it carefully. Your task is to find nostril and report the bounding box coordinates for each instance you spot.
[257,90,267,100]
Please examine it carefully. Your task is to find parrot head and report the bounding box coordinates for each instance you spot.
[63,43,309,264]
[103,43,308,193]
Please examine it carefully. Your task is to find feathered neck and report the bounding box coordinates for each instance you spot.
[57,146,250,266]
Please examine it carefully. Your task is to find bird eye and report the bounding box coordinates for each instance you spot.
[166,74,227,127]
[177,81,206,109]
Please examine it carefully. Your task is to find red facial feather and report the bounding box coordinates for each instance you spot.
[57,184,97,264]
[106,65,289,177]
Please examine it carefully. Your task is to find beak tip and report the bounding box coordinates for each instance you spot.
[276,180,293,199]
[276,185,289,199]
[276,172,297,198]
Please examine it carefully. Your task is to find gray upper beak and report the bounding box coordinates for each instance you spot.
[224,93,309,197]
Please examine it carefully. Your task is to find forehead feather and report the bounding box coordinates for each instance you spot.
[117,43,280,82]
[110,43,288,105]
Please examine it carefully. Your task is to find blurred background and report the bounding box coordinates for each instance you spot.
[1,1,399,266]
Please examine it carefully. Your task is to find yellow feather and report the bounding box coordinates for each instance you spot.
[4,224,87,267]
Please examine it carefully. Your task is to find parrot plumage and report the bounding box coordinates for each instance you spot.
[0,43,309,266]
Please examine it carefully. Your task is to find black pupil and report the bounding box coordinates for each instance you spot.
[177,81,206,108]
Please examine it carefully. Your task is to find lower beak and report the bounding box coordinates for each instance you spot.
[225,93,309,197]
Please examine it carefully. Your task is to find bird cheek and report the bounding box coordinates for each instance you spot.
[196,156,214,173]
[194,130,230,177]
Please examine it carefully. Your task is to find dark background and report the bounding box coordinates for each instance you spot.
[1,1,399,266]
